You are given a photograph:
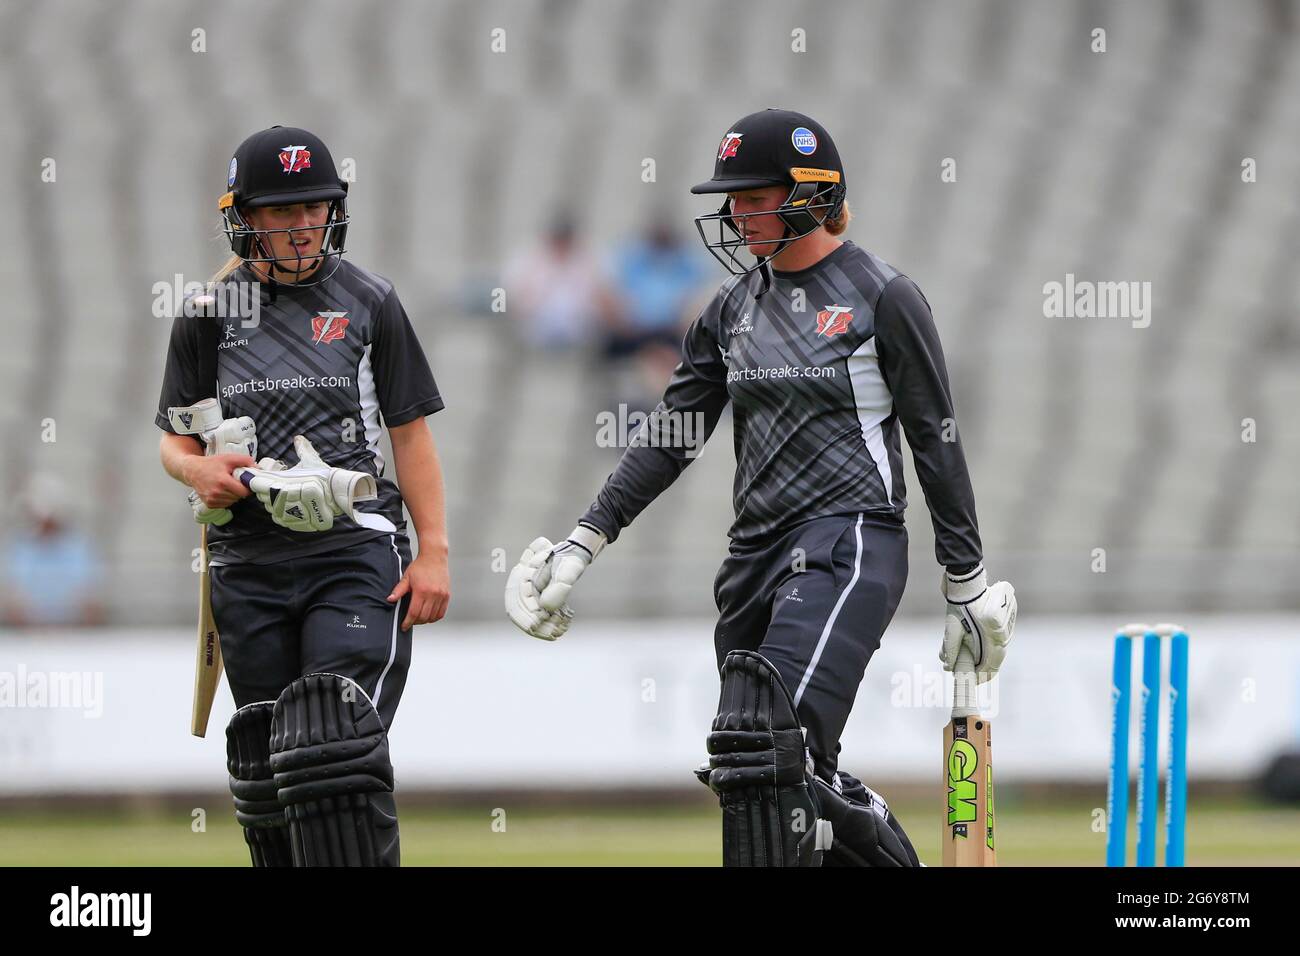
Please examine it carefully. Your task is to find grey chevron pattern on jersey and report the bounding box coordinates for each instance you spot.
[582,241,981,568]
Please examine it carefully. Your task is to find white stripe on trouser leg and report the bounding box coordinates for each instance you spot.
[371,534,404,713]
[793,513,865,708]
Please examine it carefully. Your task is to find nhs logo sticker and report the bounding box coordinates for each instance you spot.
[791,127,818,155]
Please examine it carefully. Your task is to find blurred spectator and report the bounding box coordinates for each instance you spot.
[607,219,710,357]
[605,220,711,413]
[1,474,106,628]
[505,214,621,351]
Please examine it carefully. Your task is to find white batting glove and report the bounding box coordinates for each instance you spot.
[939,565,1016,683]
[290,436,378,519]
[211,416,257,458]
[238,457,331,533]
[188,415,258,526]
[535,524,605,613]
[505,525,606,641]
[189,489,233,526]
[234,436,377,534]
[505,537,574,641]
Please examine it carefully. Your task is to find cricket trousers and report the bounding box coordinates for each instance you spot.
[713,512,908,784]
[209,532,414,730]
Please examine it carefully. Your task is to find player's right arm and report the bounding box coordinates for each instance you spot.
[579,302,731,542]
[505,292,733,640]
[156,312,253,511]
[159,433,251,510]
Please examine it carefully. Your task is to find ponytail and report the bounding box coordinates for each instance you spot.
[824,199,852,237]
[209,253,242,286]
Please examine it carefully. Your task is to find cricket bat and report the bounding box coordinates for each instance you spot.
[169,397,230,739]
[190,523,223,737]
[943,647,996,866]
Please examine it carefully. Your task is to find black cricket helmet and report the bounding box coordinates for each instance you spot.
[219,126,350,283]
[692,109,846,275]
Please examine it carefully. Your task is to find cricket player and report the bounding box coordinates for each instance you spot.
[506,109,1017,866]
[156,126,448,866]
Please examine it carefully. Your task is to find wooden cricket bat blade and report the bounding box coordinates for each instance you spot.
[944,656,996,866]
[190,526,224,737]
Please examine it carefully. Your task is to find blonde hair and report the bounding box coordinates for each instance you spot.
[210,194,244,285]
[824,199,852,236]
[211,253,242,285]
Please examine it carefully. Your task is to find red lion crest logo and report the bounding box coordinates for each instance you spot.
[815,306,855,337]
[717,133,742,161]
[311,312,348,344]
[279,145,312,174]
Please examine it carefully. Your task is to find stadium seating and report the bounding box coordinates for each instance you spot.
[1,0,1296,623]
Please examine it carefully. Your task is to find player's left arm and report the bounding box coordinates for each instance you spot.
[370,286,449,630]
[386,417,450,629]
[875,275,1016,677]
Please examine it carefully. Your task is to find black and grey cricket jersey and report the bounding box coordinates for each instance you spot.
[156,259,444,565]
[581,241,981,569]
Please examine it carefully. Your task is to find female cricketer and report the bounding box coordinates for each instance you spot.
[156,126,448,866]
[506,109,1017,866]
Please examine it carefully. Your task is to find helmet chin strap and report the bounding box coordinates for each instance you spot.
[753,222,800,298]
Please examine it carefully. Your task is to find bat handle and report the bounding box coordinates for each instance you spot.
[952,646,979,718]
